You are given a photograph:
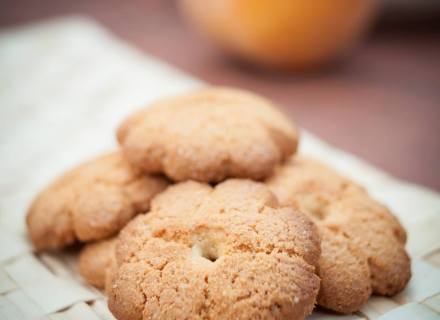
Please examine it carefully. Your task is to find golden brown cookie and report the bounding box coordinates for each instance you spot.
[79,237,117,289]
[117,87,298,183]
[26,152,168,250]
[267,156,411,313]
[108,180,320,320]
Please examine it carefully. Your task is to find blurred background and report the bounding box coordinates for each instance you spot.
[0,0,439,190]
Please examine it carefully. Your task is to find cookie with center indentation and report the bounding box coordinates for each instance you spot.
[267,155,411,313]
[117,87,299,183]
[108,180,320,320]
[26,151,168,250]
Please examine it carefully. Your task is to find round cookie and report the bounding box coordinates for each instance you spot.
[108,180,321,320]
[79,237,117,289]
[26,152,168,250]
[267,156,411,313]
[117,87,299,183]
[316,227,371,313]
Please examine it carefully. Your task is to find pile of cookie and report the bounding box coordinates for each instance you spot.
[26,87,411,320]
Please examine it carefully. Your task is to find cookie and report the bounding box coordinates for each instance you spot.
[26,152,168,250]
[79,237,117,289]
[108,180,320,320]
[267,156,411,313]
[117,87,298,183]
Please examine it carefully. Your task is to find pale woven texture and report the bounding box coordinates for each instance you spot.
[0,17,439,319]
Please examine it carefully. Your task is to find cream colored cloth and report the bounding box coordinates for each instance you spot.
[0,16,439,319]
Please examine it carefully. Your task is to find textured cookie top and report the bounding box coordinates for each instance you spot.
[267,156,365,219]
[26,152,168,250]
[117,87,299,183]
[109,180,320,320]
[267,156,411,312]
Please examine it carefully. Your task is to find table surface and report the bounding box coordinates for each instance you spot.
[1,0,439,191]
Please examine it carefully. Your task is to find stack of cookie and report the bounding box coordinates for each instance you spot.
[26,87,411,320]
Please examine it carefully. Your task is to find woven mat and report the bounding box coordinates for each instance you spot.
[0,17,439,320]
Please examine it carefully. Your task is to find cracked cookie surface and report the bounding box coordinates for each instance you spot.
[117,87,299,183]
[267,156,411,313]
[26,152,168,250]
[108,179,320,320]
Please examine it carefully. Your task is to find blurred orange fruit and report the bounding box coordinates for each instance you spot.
[178,0,379,70]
